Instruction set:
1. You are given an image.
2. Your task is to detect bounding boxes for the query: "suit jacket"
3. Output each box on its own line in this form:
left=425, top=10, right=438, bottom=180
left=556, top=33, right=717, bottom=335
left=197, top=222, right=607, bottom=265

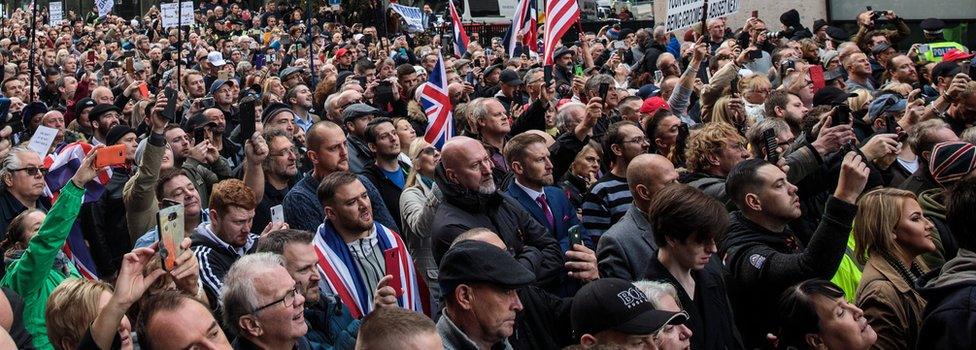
left=596, top=205, right=656, bottom=281
left=505, top=182, right=590, bottom=252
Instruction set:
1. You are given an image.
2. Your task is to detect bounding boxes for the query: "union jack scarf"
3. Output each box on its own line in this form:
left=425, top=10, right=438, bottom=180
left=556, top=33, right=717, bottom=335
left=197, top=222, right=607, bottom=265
left=312, top=220, right=426, bottom=319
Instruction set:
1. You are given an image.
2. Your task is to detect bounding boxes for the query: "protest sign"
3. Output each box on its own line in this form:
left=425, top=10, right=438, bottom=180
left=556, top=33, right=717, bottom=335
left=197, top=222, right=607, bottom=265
left=665, top=0, right=738, bottom=32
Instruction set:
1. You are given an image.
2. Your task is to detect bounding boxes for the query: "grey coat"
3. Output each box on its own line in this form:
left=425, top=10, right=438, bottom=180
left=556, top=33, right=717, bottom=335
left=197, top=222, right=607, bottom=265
left=596, top=205, right=657, bottom=281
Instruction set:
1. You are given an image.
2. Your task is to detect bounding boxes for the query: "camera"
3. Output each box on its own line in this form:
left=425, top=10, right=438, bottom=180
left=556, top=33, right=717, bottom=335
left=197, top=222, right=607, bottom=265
left=867, top=7, right=888, bottom=24
left=766, top=31, right=786, bottom=40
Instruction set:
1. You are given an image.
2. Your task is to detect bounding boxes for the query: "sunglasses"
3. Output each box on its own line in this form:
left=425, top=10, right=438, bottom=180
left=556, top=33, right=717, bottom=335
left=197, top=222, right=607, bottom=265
left=11, top=166, right=48, bottom=176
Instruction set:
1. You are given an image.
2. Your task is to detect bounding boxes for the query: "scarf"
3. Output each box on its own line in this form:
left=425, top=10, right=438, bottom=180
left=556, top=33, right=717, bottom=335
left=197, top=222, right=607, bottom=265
left=312, top=220, right=425, bottom=318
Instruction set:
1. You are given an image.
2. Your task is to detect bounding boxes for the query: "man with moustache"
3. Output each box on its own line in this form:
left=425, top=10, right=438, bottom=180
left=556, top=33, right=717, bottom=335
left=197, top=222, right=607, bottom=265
left=87, top=104, right=121, bottom=145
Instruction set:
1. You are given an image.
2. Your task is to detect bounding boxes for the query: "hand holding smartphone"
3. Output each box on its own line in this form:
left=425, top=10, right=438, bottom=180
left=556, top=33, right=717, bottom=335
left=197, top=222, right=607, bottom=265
left=383, top=249, right=404, bottom=297
left=95, top=144, right=126, bottom=168
left=157, top=202, right=185, bottom=271
left=762, top=128, right=780, bottom=164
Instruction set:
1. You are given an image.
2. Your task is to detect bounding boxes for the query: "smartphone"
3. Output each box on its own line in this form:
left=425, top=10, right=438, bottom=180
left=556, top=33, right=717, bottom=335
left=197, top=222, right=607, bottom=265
left=123, top=50, right=135, bottom=58
left=87, top=51, right=96, bottom=63
left=748, top=49, right=762, bottom=60
left=270, top=204, right=284, bottom=223
left=239, top=97, right=256, bottom=141
left=162, top=87, right=179, bottom=123
left=809, top=65, right=825, bottom=91
left=218, top=70, right=232, bottom=80
left=138, top=82, right=150, bottom=99
left=94, top=144, right=126, bottom=168
left=654, top=70, right=663, bottom=83
left=544, top=65, right=553, bottom=85
left=568, top=225, right=583, bottom=248
left=466, top=71, right=476, bottom=85
left=157, top=203, right=185, bottom=271
left=752, top=10, right=758, bottom=17
left=355, top=76, right=368, bottom=87
left=833, top=105, right=852, bottom=126
left=574, top=64, right=584, bottom=77
left=763, top=128, right=780, bottom=164
left=125, top=58, right=135, bottom=76
left=383, top=248, right=404, bottom=297
left=598, top=82, right=610, bottom=103
left=193, top=127, right=207, bottom=145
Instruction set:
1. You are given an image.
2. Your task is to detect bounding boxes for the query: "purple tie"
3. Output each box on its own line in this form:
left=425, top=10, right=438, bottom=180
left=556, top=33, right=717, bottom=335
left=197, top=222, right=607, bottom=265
left=536, top=194, right=555, bottom=228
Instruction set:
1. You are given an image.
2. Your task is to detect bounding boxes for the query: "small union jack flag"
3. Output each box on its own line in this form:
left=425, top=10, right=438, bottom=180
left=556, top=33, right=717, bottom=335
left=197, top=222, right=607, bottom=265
left=420, top=52, right=454, bottom=149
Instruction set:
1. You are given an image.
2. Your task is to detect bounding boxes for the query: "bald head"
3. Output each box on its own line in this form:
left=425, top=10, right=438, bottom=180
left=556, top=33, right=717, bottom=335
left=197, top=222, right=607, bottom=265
left=91, top=86, right=114, bottom=105
left=627, top=154, right=679, bottom=207
left=452, top=228, right=506, bottom=249
left=441, top=136, right=483, bottom=171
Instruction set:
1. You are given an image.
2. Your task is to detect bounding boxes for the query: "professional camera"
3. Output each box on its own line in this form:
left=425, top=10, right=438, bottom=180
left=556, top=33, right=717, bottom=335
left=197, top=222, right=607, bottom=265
left=867, top=7, right=888, bottom=24
left=766, top=31, right=787, bottom=40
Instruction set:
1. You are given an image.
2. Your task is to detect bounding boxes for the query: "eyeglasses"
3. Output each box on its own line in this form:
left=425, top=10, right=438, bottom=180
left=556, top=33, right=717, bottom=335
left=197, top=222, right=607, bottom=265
left=11, top=166, right=48, bottom=176
left=621, top=136, right=647, bottom=145
left=420, top=146, right=438, bottom=156
left=250, top=284, right=300, bottom=314
left=270, top=147, right=298, bottom=158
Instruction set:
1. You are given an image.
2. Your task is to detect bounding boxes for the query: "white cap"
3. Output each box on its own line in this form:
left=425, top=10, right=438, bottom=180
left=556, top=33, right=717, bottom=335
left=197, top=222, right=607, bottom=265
left=207, top=51, right=227, bottom=67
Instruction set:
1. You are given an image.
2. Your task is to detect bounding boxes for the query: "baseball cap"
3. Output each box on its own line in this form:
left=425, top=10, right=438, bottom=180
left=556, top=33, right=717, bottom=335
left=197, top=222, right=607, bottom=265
left=571, top=278, right=689, bottom=337
left=813, top=86, right=856, bottom=107
left=183, top=113, right=217, bottom=132
left=870, top=43, right=893, bottom=56
left=207, top=51, right=227, bottom=67
left=866, top=93, right=907, bottom=122
left=341, top=103, right=382, bottom=124
left=500, top=69, right=523, bottom=86
left=942, top=49, right=975, bottom=63
left=438, top=240, right=536, bottom=292
left=931, top=61, right=963, bottom=80
left=74, top=98, right=97, bottom=115
left=209, top=79, right=235, bottom=96
left=334, top=47, right=349, bottom=58
left=920, top=18, right=946, bottom=34
left=640, top=96, right=670, bottom=115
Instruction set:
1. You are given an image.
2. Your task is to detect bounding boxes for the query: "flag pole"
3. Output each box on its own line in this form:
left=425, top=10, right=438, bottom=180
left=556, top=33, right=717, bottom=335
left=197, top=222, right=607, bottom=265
left=306, top=0, right=316, bottom=88
left=28, top=0, right=38, bottom=103
left=176, top=0, right=182, bottom=90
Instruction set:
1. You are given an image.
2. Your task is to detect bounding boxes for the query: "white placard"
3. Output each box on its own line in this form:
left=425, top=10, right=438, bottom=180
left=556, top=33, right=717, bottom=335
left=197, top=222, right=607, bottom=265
left=161, top=1, right=194, bottom=28
left=49, top=2, right=63, bottom=26
left=96, top=0, right=114, bottom=17
left=665, top=0, right=738, bottom=33
left=27, top=126, right=58, bottom=157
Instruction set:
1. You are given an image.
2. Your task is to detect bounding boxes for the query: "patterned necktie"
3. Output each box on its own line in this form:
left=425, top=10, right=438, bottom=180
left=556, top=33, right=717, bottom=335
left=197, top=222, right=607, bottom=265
left=536, top=193, right=555, bottom=228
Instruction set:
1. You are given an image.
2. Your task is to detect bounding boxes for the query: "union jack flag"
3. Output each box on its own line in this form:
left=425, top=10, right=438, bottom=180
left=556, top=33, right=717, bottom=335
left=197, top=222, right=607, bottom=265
left=43, top=142, right=110, bottom=280
left=448, top=0, right=469, bottom=58
left=543, top=0, right=580, bottom=65
left=503, top=0, right=538, bottom=58
left=420, top=52, right=454, bottom=149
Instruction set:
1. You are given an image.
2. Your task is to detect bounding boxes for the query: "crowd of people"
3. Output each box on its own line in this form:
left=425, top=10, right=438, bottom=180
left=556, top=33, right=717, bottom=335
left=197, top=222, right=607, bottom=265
left=0, top=0, right=975, bottom=349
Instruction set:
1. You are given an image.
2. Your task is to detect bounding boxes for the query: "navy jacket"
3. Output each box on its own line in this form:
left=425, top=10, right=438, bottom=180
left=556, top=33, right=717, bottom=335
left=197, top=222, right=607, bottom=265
left=505, top=182, right=591, bottom=252
left=283, top=173, right=399, bottom=233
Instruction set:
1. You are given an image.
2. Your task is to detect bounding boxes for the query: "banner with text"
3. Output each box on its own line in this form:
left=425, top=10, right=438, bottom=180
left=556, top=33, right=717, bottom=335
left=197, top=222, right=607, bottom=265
left=49, top=2, right=63, bottom=26
left=161, top=1, right=194, bottom=28
left=665, top=0, right=738, bottom=33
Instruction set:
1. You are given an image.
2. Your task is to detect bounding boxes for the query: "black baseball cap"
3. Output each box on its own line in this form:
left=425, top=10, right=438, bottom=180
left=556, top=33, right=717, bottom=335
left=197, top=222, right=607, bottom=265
left=74, top=98, right=97, bottom=115
left=500, top=69, right=523, bottom=86
left=813, top=86, right=857, bottom=107
left=183, top=113, right=217, bottom=132
left=262, top=102, right=295, bottom=123
left=571, top=278, right=689, bottom=337
left=438, top=240, right=535, bottom=293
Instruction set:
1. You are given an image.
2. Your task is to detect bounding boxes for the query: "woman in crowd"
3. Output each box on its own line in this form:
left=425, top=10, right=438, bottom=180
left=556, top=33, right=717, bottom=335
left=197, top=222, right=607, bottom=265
left=776, top=279, right=877, bottom=350
left=644, top=108, right=686, bottom=167
left=399, top=139, right=442, bottom=312
left=560, top=141, right=602, bottom=211
left=853, top=188, right=935, bottom=349
left=0, top=147, right=105, bottom=349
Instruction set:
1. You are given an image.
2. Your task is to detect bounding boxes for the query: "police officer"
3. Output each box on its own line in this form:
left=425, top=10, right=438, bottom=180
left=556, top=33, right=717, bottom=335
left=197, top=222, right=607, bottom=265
left=917, top=18, right=968, bottom=63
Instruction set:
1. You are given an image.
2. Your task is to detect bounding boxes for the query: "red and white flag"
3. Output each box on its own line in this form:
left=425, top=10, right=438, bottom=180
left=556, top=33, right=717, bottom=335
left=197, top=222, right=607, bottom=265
left=543, top=0, right=581, bottom=65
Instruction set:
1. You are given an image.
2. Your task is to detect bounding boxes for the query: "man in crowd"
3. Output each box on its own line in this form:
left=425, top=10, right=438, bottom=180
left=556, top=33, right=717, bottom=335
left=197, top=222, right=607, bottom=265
left=359, top=117, right=410, bottom=230
left=0, top=147, right=50, bottom=236
left=357, top=307, right=442, bottom=350
left=431, top=136, right=565, bottom=286
left=582, top=121, right=646, bottom=238
left=137, top=291, right=233, bottom=349
left=679, top=122, right=752, bottom=207
left=572, top=278, right=690, bottom=348
left=597, top=154, right=679, bottom=280
left=221, top=253, right=310, bottom=349
left=282, top=121, right=397, bottom=232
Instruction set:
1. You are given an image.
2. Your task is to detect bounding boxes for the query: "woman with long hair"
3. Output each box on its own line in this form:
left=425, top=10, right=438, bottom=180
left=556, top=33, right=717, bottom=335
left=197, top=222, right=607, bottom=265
left=776, top=279, right=877, bottom=350
left=399, top=139, right=442, bottom=314
left=853, top=188, right=935, bottom=349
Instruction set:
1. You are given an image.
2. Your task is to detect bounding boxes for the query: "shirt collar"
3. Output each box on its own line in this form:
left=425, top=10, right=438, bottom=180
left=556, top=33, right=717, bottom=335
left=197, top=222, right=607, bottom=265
left=515, top=179, right=545, bottom=202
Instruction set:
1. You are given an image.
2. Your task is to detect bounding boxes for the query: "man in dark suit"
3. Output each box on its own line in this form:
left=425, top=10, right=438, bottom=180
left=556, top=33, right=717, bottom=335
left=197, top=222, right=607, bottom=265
left=597, top=154, right=679, bottom=281
left=503, top=133, right=597, bottom=296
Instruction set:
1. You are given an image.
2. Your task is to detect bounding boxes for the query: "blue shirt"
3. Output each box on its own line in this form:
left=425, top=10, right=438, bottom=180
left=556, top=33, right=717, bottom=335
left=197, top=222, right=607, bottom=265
left=380, top=166, right=406, bottom=189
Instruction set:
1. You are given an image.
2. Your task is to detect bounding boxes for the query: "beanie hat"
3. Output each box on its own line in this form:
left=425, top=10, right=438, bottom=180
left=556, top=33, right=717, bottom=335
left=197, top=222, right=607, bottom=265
left=930, top=141, right=976, bottom=187
left=780, top=9, right=802, bottom=28
left=105, top=124, right=136, bottom=146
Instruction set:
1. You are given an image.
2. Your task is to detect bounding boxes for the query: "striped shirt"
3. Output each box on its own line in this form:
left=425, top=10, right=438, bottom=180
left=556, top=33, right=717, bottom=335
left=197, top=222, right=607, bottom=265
left=581, top=174, right=632, bottom=238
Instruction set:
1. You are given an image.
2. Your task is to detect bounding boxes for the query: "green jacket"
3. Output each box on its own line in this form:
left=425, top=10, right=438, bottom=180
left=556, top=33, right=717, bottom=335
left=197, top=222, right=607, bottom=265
left=1, top=182, right=83, bottom=350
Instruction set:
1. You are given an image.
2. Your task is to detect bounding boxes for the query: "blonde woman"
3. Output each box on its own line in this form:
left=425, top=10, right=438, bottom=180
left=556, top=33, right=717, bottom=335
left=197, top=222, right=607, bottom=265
left=854, top=188, right=935, bottom=350
left=399, top=139, right=442, bottom=311
left=709, top=95, right=752, bottom=132
left=262, top=76, right=286, bottom=99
